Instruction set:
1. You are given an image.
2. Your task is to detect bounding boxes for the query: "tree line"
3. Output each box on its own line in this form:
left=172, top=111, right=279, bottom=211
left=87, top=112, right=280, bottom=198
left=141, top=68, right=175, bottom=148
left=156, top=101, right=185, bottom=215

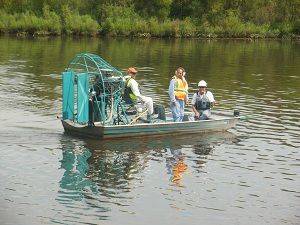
left=0, top=0, right=299, bottom=38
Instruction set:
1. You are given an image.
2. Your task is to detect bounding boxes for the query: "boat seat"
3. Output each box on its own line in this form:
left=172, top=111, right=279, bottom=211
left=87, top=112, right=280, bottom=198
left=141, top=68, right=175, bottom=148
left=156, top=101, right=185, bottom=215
left=153, top=104, right=166, bottom=121
left=183, top=114, right=189, bottom=121
left=122, top=92, right=139, bottom=115
left=88, top=99, right=102, bottom=125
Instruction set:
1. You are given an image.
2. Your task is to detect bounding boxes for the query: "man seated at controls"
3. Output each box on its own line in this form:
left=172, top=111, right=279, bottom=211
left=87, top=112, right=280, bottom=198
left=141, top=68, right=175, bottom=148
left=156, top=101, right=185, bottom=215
left=191, top=80, right=216, bottom=120
left=123, top=67, right=154, bottom=117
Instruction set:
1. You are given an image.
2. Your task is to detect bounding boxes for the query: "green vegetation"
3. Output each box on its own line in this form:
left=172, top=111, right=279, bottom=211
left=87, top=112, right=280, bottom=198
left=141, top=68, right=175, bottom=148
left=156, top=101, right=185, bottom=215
left=0, top=0, right=299, bottom=38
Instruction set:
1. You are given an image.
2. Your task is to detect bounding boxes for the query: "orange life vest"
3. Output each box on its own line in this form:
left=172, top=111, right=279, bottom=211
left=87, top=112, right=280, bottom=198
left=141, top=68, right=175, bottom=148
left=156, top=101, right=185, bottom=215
left=173, top=76, right=188, bottom=100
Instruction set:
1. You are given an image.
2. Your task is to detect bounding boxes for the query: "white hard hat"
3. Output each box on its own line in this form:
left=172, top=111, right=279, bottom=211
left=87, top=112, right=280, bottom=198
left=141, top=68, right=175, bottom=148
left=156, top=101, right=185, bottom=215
left=198, top=80, right=207, bottom=87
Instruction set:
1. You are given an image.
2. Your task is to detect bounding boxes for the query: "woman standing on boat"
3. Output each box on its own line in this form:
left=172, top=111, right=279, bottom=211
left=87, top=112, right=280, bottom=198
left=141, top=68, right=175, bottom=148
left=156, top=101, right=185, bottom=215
left=168, top=67, right=189, bottom=122
left=124, top=67, right=154, bottom=115
left=191, top=80, right=216, bottom=120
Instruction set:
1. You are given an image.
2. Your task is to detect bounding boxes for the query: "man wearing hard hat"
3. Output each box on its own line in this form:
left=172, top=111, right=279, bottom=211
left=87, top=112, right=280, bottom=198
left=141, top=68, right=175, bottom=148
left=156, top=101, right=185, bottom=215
left=123, top=67, right=154, bottom=116
left=191, top=80, right=216, bottom=120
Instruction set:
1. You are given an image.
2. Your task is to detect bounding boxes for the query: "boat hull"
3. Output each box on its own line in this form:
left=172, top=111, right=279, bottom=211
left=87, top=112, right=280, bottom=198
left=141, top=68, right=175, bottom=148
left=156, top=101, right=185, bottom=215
left=61, top=115, right=240, bottom=139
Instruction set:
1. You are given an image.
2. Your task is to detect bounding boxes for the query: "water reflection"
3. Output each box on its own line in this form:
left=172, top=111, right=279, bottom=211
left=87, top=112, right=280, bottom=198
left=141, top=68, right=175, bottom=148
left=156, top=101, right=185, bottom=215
left=57, top=131, right=238, bottom=220
left=59, top=142, right=94, bottom=197
left=166, top=148, right=188, bottom=186
left=1, top=36, right=299, bottom=224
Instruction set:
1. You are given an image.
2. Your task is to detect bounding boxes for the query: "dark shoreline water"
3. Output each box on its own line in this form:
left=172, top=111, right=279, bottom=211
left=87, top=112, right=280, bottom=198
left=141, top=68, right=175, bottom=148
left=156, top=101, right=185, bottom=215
left=0, top=36, right=299, bottom=225
left=1, top=33, right=300, bottom=40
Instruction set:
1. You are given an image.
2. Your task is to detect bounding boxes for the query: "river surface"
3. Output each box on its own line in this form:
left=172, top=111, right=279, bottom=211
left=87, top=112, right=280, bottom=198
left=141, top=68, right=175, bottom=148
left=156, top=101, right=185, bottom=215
left=0, top=36, right=299, bottom=225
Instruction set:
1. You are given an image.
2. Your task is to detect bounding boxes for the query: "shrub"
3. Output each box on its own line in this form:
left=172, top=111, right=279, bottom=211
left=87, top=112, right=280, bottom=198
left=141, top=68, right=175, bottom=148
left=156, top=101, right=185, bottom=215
left=42, top=5, right=61, bottom=34
left=218, top=10, right=245, bottom=37
left=148, top=17, right=160, bottom=36
left=161, top=20, right=175, bottom=37
left=99, top=4, right=141, bottom=36
left=180, top=18, right=196, bottom=37
left=292, top=19, right=300, bottom=34
left=61, top=5, right=99, bottom=35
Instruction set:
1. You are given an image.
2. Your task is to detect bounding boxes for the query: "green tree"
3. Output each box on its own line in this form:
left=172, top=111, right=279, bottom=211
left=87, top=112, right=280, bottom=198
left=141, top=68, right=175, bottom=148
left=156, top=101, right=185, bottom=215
left=275, top=0, right=300, bottom=23
left=134, top=0, right=172, bottom=20
left=169, top=0, right=194, bottom=19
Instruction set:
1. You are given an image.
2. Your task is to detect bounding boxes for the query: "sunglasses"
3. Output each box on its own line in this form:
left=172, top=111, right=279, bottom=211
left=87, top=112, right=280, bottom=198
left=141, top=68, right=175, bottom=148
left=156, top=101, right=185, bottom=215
left=198, top=86, right=206, bottom=88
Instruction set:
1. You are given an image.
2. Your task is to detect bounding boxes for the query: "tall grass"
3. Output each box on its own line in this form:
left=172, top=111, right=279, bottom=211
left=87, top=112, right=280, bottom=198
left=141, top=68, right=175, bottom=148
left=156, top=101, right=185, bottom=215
left=0, top=10, right=60, bottom=35
left=197, top=11, right=284, bottom=39
left=61, top=6, right=99, bottom=36
left=100, top=6, right=197, bottom=38
left=0, top=7, right=99, bottom=36
left=0, top=5, right=298, bottom=38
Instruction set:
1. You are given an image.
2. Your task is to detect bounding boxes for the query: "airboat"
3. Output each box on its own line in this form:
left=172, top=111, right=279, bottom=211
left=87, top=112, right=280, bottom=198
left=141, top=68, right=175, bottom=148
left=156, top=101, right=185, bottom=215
left=60, top=53, right=243, bottom=139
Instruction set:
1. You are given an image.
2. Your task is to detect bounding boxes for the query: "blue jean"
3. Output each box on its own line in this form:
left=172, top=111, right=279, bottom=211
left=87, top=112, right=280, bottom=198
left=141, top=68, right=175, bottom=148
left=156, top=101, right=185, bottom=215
left=170, top=99, right=185, bottom=122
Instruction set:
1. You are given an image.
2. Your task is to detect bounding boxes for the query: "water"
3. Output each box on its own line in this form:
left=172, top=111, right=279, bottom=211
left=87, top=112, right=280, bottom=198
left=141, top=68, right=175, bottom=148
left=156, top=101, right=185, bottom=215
left=0, top=36, right=299, bottom=225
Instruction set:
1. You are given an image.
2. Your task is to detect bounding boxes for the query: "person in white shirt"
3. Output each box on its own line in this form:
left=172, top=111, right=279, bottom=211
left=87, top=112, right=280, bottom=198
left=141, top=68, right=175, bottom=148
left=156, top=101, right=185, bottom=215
left=123, top=67, right=154, bottom=115
left=191, top=80, right=215, bottom=120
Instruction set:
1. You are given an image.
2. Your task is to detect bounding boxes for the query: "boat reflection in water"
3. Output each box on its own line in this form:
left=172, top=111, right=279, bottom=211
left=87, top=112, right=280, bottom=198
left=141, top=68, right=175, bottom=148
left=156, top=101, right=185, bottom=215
left=166, top=149, right=188, bottom=186
left=56, top=131, right=239, bottom=221
left=165, top=132, right=236, bottom=187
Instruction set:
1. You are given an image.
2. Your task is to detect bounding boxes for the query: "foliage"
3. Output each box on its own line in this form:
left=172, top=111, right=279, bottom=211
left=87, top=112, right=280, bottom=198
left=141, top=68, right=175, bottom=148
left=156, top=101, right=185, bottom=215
left=292, top=19, right=300, bottom=34
left=42, top=5, right=61, bottom=34
left=134, top=0, right=172, bottom=20
left=0, top=0, right=299, bottom=37
left=169, top=0, right=194, bottom=20
left=0, top=9, right=61, bottom=35
left=61, top=5, right=99, bottom=35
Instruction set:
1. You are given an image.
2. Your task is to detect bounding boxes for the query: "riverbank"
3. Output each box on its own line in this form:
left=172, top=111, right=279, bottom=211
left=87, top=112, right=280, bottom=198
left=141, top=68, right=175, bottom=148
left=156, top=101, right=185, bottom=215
left=2, top=32, right=299, bottom=40
left=2, top=28, right=300, bottom=40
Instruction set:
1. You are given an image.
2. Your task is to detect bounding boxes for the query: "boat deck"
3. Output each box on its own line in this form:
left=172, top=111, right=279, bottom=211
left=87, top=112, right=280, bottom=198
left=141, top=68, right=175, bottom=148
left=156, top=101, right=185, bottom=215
left=131, top=111, right=235, bottom=125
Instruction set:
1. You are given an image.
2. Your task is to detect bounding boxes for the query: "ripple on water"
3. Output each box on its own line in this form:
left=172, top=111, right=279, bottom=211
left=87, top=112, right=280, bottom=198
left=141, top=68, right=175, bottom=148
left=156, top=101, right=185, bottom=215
left=1, top=39, right=300, bottom=225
